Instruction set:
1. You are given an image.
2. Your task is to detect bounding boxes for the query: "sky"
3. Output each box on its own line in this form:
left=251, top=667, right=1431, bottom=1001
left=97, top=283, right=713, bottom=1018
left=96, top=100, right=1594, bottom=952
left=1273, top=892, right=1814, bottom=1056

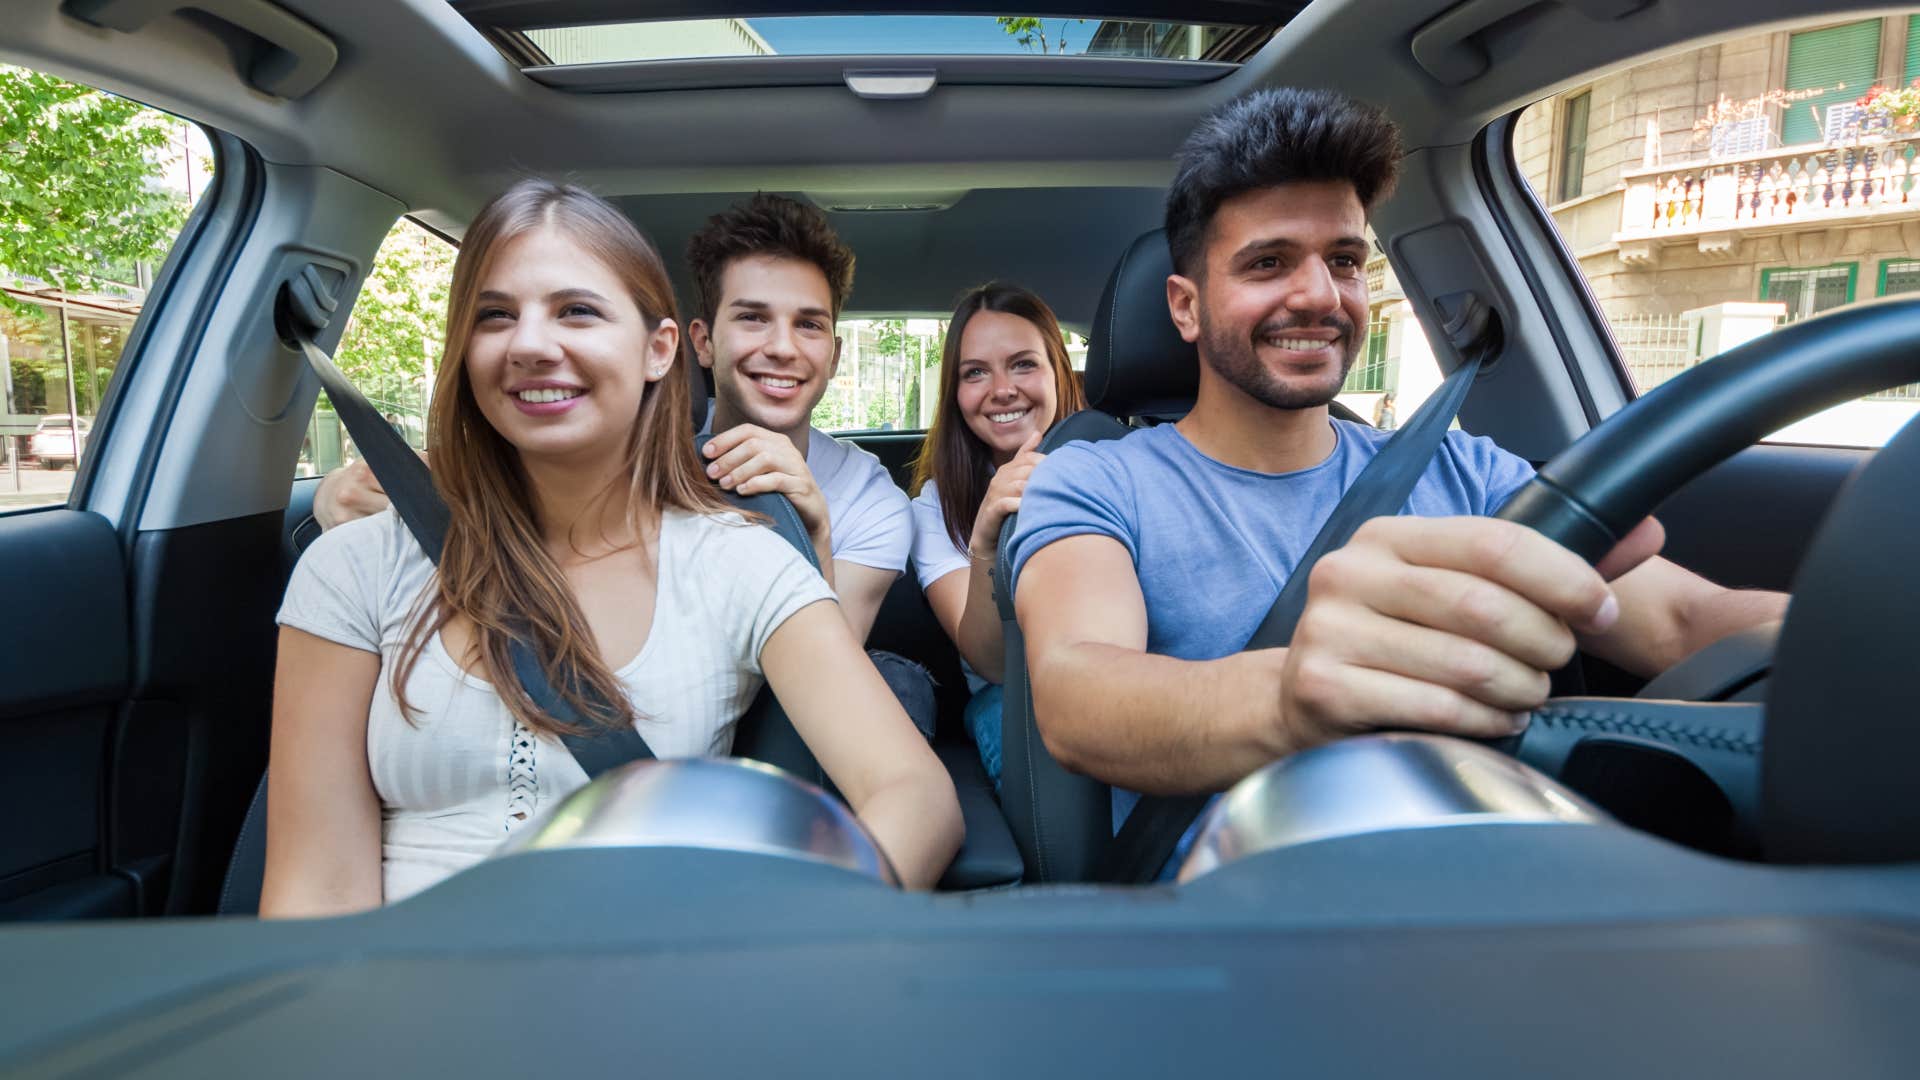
left=747, top=15, right=1096, bottom=55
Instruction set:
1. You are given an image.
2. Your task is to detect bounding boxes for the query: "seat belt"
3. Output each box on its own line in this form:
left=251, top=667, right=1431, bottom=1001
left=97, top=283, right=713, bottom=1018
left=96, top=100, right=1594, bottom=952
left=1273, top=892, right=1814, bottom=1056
left=283, top=275, right=653, bottom=777
left=1094, top=295, right=1501, bottom=883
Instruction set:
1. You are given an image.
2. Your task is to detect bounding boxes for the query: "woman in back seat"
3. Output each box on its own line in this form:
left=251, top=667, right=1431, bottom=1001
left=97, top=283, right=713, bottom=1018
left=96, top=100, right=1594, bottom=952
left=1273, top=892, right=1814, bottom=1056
left=263, top=180, right=960, bottom=916
left=909, top=283, right=1086, bottom=787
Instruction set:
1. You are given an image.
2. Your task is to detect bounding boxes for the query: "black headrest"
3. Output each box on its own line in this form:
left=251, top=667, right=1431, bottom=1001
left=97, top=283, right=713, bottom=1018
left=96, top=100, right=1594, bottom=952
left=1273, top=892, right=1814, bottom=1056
left=1083, top=229, right=1198, bottom=418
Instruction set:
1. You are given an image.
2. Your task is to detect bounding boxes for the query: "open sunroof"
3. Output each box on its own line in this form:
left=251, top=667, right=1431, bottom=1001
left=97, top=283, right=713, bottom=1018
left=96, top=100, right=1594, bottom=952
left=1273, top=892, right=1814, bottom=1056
left=453, top=1, right=1299, bottom=78
left=518, top=16, right=1269, bottom=64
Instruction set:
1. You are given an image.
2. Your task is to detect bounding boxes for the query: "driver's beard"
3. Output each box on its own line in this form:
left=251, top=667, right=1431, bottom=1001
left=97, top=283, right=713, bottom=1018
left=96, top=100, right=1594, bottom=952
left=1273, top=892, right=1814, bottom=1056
left=1198, top=307, right=1359, bottom=411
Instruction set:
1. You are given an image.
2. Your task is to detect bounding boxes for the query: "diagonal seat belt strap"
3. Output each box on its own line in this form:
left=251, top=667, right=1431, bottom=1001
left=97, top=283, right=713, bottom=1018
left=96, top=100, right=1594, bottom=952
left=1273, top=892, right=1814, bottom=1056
left=287, top=282, right=652, bottom=775
left=292, top=331, right=449, bottom=558
left=1095, top=299, right=1500, bottom=884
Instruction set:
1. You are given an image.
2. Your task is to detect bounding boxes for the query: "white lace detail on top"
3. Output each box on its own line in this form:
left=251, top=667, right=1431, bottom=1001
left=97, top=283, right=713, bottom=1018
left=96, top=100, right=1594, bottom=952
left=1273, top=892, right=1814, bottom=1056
left=505, top=721, right=538, bottom=831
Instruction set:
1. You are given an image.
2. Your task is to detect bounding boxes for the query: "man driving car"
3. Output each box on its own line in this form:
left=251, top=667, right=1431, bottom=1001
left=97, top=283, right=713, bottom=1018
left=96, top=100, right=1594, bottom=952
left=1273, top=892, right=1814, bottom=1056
left=1007, top=87, right=1789, bottom=875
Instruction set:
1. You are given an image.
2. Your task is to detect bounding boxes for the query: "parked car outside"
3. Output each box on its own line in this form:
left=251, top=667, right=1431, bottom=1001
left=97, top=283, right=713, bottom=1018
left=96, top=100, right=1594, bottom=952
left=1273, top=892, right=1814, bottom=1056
left=26, top=415, right=90, bottom=469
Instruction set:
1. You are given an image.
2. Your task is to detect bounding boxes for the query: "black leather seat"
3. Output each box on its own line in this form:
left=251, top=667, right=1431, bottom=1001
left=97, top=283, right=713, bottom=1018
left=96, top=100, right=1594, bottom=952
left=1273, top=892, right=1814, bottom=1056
left=991, top=229, right=1363, bottom=883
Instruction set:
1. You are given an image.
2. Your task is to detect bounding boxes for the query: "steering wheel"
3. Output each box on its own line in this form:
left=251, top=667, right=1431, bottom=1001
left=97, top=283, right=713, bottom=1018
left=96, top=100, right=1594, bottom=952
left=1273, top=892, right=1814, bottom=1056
left=1486, top=296, right=1920, bottom=859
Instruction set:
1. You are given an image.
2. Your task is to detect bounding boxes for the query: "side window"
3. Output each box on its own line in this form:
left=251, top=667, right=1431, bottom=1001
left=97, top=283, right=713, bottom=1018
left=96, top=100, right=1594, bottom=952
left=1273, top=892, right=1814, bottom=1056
left=1349, top=242, right=1442, bottom=432
left=297, top=220, right=457, bottom=476
left=1, top=65, right=211, bottom=512
left=1514, top=10, right=1920, bottom=447
left=809, top=317, right=1089, bottom=434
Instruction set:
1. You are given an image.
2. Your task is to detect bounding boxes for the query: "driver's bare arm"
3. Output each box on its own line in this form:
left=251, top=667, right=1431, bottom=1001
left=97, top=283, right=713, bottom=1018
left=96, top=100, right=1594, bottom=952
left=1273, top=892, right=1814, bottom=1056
left=831, top=560, right=897, bottom=644
left=1581, top=554, right=1788, bottom=677
left=259, top=627, right=384, bottom=918
left=1017, top=534, right=1295, bottom=794
left=760, top=601, right=962, bottom=888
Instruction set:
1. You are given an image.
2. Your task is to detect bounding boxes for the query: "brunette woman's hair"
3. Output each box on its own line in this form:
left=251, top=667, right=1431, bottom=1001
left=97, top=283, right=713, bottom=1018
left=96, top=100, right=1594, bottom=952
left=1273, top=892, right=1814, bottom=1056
left=909, top=282, right=1087, bottom=552
left=391, top=179, right=735, bottom=735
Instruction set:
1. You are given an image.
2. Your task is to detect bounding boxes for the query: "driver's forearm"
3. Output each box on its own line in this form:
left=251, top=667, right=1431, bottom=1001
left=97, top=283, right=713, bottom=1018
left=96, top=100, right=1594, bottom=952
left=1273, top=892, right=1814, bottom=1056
left=1673, top=587, right=1788, bottom=667
left=1030, top=642, right=1292, bottom=795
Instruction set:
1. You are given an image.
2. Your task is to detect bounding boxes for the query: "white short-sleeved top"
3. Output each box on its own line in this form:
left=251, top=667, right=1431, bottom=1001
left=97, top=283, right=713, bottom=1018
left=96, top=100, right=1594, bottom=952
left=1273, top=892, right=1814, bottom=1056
left=275, top=507, right=835, bottom=903
left=698, top=420, right=911, bottom=572
left=907, top=478, right=990, bottom=694
left=908, top=478, right=971, bottom=593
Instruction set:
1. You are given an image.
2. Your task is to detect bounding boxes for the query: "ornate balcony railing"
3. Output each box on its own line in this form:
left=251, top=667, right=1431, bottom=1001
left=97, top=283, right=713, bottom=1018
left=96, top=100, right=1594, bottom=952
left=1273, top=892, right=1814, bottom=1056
left=1619, top=131, right=1920, bottom=239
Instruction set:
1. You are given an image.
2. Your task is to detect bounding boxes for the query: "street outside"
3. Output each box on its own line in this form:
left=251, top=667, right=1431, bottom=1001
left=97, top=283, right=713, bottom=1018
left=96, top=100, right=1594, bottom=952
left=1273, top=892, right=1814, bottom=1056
left=0, top=457, right=77, bottom=510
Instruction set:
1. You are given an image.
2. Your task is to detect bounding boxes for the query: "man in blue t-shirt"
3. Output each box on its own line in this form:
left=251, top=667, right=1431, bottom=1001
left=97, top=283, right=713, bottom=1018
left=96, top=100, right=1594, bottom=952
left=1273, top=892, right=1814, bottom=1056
left=1006, top=88, right=1788, bottom=871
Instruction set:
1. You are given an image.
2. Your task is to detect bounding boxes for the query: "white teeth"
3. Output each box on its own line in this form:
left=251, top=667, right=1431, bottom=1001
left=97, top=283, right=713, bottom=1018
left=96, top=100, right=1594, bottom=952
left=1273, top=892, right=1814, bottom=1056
left=755, top=375, right=798, bottom=389
left=988, top=410, right=1029, bottom=424
left=1267, top=337, right=1334, bottom=352
left=516, top=387, right=583, bottom=403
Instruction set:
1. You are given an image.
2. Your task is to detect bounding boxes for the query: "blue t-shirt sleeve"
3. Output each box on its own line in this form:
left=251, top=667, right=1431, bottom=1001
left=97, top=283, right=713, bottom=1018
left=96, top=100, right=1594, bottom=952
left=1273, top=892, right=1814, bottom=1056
left=1436, top=429, right=1538, bottom=516
left=1006, top=443, right=1137, bottom=589
left=1479, top=442, right=1537, bottom=515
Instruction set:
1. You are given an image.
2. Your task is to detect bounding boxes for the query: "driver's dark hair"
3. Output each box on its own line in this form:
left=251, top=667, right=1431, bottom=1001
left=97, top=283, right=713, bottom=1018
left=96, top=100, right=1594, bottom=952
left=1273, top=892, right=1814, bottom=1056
left=687, top=192, right=856, bottom=323
left=1164, top=87, right=1402, bottom=277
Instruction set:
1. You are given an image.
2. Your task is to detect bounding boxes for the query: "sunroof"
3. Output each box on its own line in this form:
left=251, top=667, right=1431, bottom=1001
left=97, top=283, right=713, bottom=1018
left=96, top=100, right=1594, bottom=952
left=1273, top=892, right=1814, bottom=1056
left=514, top=16, right=1274, bottom=65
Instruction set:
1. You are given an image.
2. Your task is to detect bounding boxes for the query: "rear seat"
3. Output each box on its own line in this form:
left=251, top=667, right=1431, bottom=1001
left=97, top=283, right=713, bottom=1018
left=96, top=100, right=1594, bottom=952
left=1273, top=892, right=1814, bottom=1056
left=868, top=567, right=1026, bottom=888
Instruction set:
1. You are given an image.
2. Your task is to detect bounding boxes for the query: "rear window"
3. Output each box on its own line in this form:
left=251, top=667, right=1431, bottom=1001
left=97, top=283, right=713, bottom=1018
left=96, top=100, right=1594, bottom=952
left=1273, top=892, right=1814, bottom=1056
left=811, top=317, right=1089, bottom=434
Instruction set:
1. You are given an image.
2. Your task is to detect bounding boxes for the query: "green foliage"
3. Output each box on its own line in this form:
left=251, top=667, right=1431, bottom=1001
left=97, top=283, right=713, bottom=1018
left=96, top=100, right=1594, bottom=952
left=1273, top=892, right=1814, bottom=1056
left=995, top=16, right=1086, bottom=54
left=332, top=219, right=457, bottom=412
left=0, top=66, right=188, bottom=308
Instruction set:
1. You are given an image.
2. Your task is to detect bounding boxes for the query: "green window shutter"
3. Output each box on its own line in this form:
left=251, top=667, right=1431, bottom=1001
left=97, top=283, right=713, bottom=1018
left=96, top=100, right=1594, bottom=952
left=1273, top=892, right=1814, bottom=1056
left=1783, top=20, right=1883, bottom=145
left=1906, top=15, right=1920, bottom=83
left=1884, top=260, right=1920, bottom=297
left=1558, top=92, right=1590, bottom=202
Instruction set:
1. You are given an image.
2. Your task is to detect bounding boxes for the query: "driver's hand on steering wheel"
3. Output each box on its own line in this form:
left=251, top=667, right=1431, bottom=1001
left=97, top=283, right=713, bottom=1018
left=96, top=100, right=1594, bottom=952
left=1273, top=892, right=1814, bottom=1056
left=1278, top=514, right=1662, bottom=749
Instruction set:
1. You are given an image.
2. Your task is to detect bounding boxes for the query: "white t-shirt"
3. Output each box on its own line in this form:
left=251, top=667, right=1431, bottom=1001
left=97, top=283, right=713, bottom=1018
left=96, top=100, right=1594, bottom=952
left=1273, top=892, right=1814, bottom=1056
left=275, top=507, right=835, bottom=903
left=908, top=478, right=972, bottom=593
left=908, top=478, right=990, bottom=694
left=699, top=419, right=911, bottom=572
left=806, top=427, right=911, bottom=572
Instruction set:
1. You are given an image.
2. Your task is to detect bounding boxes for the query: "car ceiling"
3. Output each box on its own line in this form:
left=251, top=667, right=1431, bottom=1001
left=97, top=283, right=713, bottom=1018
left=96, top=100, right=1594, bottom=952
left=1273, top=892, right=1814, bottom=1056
left=0, top=0, right=1893, bottom=325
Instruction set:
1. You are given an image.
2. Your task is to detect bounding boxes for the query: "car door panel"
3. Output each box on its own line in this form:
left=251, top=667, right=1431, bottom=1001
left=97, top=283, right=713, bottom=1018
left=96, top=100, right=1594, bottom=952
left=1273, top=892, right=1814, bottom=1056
left=1653, top=443, right=1863, bottom=593
left=0, top=510, right=133, bottom=918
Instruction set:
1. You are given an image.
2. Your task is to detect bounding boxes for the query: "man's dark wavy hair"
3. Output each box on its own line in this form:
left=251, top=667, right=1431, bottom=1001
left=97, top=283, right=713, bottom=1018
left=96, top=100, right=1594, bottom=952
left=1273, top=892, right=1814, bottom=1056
left=687, top=192, right=856, bottom=323
left=1164, top=87, right=1403, bottom=277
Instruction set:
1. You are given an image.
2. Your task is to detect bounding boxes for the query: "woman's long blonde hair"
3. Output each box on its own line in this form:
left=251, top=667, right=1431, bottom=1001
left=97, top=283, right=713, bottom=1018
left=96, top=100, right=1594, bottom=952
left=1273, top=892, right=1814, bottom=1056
left=392, top=179, right=734, bottom=735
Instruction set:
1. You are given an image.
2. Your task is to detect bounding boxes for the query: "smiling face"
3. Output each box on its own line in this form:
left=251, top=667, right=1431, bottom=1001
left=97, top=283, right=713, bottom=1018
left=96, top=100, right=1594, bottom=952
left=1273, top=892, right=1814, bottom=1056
left=954, top=309, right=1060, bottom=463
left=692, top=254, right=839, bottom=440
left=1179, top=180, right=1370, bottom=411
left=463, top=225, right=676, bottom=470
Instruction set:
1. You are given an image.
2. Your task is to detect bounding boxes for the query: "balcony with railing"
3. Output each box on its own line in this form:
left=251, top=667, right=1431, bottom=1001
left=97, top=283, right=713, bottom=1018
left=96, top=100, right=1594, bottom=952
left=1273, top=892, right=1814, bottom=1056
left=1617, top=128, right=1920, bottom=251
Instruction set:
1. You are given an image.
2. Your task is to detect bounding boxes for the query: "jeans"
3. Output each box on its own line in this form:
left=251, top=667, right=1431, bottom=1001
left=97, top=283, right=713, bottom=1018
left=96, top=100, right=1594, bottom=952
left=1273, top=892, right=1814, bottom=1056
left=963, top=684, right=1005, bottom=791
left=868, top=649, right=937, bottom=742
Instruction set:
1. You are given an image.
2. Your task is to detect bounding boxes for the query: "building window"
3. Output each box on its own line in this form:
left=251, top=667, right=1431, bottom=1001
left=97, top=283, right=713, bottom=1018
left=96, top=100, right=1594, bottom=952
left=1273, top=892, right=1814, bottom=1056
left=1782, top=20, right=1882, bottom=145
left=1760, top=264, right=1856, bottom=321
left=1907, top=14, right=1920, bottom=84
left=1881, top=259, right=1920, bottom=297
left=1557, top=91, right=1590, bottom=202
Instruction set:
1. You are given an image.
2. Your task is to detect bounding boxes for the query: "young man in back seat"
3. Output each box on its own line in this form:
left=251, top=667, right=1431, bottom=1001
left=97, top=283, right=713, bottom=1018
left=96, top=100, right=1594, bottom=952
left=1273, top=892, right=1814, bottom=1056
left=314, top=192, right=934, bottom=735
left=1007, top=87, right=1788, bottom=877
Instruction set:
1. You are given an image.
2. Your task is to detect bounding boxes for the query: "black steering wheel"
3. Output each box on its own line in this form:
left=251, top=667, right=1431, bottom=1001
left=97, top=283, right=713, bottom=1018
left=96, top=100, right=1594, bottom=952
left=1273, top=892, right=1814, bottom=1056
left=1485, top=296, right=1920, bottom=860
